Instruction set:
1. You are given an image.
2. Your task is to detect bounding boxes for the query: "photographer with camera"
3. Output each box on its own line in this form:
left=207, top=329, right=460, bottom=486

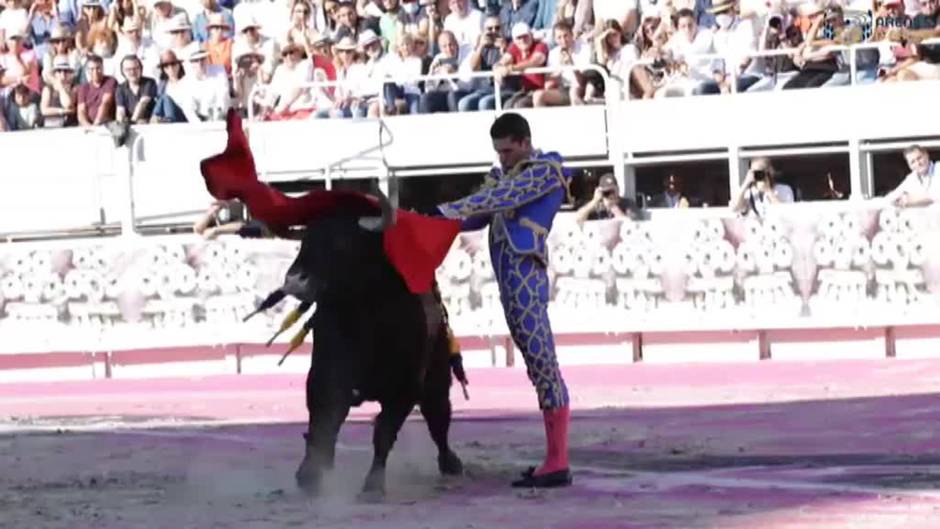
left=731, top=157, right=794, bottom=217
left=575, top=173, right=638, bottom=225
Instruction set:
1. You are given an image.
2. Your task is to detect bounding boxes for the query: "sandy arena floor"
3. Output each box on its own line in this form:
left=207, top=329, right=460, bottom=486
left=3, top=360, right=940, bottom=528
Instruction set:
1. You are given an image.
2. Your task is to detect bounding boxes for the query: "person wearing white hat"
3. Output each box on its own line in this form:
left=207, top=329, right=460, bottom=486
left=40, top=56, right=79, bottom=127
left=231, top=42, right=265, bottom=115
left=497, top=0, right=539, bottom=41
left=314, top=34, right=371, bottom=118
left=233, top=13, right=277, bottom=82
left=692, top=0, right=762, bottom=94
left=174, top=45, right=231, bottom=121
left=113, top=17, right=161, bottom=79
left=40, top=25, right=84, bottom=86
left=193, top=0, right=235, bottom=43
left=149, top=0, right=187, bottom=49
left=204, top=12, right=234, bottom=75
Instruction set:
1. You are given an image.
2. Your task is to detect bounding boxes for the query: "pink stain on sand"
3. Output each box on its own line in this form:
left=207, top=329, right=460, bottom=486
left=3, top=359, right=940, bottom=528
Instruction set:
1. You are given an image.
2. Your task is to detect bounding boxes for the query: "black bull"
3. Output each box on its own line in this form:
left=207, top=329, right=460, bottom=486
left=277, top=191, right=463, bottom=499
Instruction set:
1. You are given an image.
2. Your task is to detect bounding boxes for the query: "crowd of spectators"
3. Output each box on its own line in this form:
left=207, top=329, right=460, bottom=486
left=0, top=0, right=938, bottom=130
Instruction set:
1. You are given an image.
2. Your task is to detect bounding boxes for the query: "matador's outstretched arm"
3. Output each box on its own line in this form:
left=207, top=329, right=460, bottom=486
left=436, top=153, right=569, bottom=220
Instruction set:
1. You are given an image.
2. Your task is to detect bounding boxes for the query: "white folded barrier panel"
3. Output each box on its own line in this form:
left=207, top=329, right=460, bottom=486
left=1, top=207, right=938, bottom=365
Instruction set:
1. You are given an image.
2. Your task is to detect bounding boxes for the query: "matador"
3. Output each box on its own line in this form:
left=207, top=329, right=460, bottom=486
left=434, top=113, right=573, bottom=489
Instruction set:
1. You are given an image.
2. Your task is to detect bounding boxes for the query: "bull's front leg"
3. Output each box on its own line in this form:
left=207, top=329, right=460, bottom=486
left=359, top=399, right=414, bottom=502
left=296, top=366, right=350, bottom=494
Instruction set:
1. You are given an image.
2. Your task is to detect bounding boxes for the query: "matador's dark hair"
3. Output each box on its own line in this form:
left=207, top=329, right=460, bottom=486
left=490, top=112, right=531, bottom=143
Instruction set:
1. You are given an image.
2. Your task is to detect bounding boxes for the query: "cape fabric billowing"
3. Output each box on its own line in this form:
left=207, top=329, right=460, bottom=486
left=199, top=109, right=461, bottom=294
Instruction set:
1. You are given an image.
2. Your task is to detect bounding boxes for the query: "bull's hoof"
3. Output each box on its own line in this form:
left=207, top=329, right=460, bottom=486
left=438, top=450, right=463, bottom=476
left=356, top=487, right=386, bottom=504
left=358, top=470, right=386, bottom=503
left=294, top=461, right=322, bottom=495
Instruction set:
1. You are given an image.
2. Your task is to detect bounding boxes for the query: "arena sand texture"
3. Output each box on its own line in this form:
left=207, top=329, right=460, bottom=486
left=3, top=359, right=940, bottom=528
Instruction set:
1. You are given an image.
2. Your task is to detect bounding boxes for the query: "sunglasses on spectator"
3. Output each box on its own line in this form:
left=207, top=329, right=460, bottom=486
left=485, top=25, right=501, bottom=31
left=160, top=60, right=181, bottom=67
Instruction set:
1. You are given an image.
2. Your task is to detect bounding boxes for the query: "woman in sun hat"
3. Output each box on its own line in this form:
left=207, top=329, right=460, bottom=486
left=40, top=56, right=79, bottom=127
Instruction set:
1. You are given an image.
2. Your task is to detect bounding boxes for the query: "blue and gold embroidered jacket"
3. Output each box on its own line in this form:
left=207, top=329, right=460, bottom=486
left=436, top=150, right=571, bottom=263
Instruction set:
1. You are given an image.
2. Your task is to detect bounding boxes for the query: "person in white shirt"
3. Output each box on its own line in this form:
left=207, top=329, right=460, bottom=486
left=885, top=145, right=940, bottom=208
left=232, top=13, right=278, bottom=83
left=258, top=41, right=319, bottom=119
left=532, top=20, right=590, bottom=106
left=731, top=156, right=795, bottom=218
left=658, top=8, right=714, bottom=97
left=694, top=0, right=761, bottom=94
left=381, top=32, right=425, bottom=114
left=113, top=18, right=161, bottom=79
left=314, top=34, right=371, bottom=118
left=147, top=0, right=187, bottom=50
left=418, top=29, right=469, bottom=112
left=443, top=0, right=482, bottom=47
left=177, top=47, right=231, bottom=121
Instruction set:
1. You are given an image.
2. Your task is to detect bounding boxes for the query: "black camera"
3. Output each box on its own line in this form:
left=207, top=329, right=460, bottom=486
left=602, top=188, right=615, bottom=197
left=768, top=15, right=782, bottom=30
left=752, top=170, right=767, bottom=181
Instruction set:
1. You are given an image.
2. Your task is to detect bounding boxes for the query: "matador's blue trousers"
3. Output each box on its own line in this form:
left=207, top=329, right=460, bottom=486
left=490, top=237, right=569, bottom=410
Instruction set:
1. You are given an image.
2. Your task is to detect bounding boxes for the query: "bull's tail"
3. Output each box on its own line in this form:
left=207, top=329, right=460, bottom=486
left=446, top=326, right=470, bottom=400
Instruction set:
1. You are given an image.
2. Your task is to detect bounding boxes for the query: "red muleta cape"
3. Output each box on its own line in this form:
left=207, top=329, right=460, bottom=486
left=199, top=109, right=461, bottom=294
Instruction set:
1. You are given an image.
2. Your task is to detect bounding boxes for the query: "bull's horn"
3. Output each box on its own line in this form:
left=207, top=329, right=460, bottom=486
left=358, top=188, right=396, bottom=232
left=243, top=289, right=287, bottom=322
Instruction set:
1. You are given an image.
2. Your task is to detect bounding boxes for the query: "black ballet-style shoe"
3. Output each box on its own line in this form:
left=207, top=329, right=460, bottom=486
left=511, top=468, right=573, bottom=488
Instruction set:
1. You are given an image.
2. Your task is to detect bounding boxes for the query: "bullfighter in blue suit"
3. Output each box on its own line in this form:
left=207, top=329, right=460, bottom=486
left=435, top=113, right=573, bottom=488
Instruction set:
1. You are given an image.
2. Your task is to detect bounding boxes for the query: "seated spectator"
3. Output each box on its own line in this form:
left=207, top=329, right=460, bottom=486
left=443, top=0, right=482, bottom=48
left=205, top=13, right=234, bottom=76
left=418, top=30, right=469, bottom=113
left=0, top=0, right=29, bottom=45
left=1, top=28, right=41, bottom=95
left=28, top=0, right=61, bottom=59
left=355, top=29, right=387, bottom=116
left=658, top=9, right=713, bottom=97
left=454, top=14, right=504, bottom=111
left=884, top=145, right=938, bottom=207
left=231, top=43, right=266, bottom=117
left=77, top=53, right=117, bottom=126
left=694, top=0, right=760, bottom=94
left=649, top=174, right=691, bottom=208
left=147, top=0, right=186, bottom=50
left=731, top=157, right=795, bottom=217
left=883, top=0, right=940, bottom=82
left=332, top=0, right=380, bottom=41
left=575, top=172, right=638, bottom=224
left=75, top=0, right=113, bottom=57
left=782, top=3, right=841, bottom=90
left=314, top=34, right=370, bottom=117
left=41, top=25, right=83, bottom=86
left=167, top=14, right=200, bottom=74
left=487, top=21, right=548, bottom=109
left=382, top=32, right=425, bottom=114
left=3, top=82, right=41, bottom=130
left=258, top=42, right=317, bottom=120
left=499, top=0, right=539, bottom=42
left=150, top=49, right=188, bottom=122
left=113, top=18, right=160, bottom=79
left=284, top=0, right=318, bottom=56
left=532, top=20, right=590, bottom=106
left=399, top=0, right=433, bottom=39
left=115, top=54, right=157, bottom=123
left=575, top=0, right=640, bottom=36
left=746, top=12, right=802, bottom=91
left=591, top=19, right=638, bottom=100
left=193, top=0, right=236, bottom=43
left=177, top=47, right=231, bottom=121
left=40, top=56, right=79, bottom=127
left=379, top=0, right=407, bottom=52
left=105, top=0, right=145, bottom=35
left=233, top=13, right=278, bottom=84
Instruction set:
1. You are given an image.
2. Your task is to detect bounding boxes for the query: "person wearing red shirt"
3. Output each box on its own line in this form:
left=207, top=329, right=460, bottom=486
left=480, top=21, right=547, bottom=110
